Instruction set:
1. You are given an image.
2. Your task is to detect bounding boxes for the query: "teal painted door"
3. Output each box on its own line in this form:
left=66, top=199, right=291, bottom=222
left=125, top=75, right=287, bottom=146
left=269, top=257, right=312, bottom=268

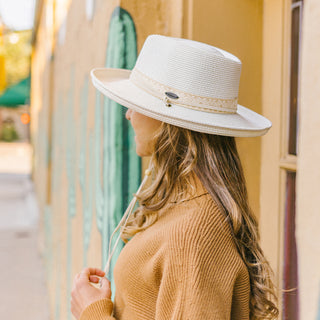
left=96, top=7, right=140, bottom=296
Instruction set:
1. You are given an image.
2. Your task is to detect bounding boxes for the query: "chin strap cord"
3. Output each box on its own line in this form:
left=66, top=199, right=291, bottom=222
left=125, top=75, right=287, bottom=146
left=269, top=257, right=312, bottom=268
left=99, top=161, right=153, bottom=287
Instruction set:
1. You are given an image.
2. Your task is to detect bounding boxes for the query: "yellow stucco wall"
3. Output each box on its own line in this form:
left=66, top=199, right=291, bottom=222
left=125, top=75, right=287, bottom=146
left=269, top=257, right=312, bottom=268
left=121, top=0, right=183, bottom=49
left=297, top=0, right=320, bottom=318
left=189, top=0, right=263, bottom=218
left=260, top=0, right=287, bottom=284
left=31, top=0, right=54, bottom=256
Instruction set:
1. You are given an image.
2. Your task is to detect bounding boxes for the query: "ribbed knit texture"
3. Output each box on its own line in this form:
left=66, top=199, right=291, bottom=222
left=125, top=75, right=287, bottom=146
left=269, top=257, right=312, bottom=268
left=80, top=298, right=114, bottom=320
left=80, top=180, right=250, bottom=320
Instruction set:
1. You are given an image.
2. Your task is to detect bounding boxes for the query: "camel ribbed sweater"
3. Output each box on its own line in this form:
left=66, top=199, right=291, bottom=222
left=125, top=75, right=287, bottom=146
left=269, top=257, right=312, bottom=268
left=80, top=192, right=250, bottom=320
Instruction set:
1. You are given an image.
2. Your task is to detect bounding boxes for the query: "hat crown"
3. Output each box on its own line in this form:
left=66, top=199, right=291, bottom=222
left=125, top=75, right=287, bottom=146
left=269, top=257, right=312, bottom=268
left=132, top=35, right=242, bottom=100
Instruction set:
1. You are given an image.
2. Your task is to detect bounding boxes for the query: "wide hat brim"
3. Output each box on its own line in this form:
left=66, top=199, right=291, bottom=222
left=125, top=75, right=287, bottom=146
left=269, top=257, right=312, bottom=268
left=91, top=68, right=272, bottom=137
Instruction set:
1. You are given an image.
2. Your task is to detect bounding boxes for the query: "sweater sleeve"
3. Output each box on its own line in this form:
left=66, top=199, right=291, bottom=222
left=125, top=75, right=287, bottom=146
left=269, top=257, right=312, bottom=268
left=155, top=209, right=247, bottom=320
left=79, top=298, right=116, bottom=320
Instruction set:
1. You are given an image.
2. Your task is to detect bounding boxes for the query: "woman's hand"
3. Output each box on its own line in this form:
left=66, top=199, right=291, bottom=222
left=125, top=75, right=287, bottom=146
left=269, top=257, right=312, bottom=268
left=71, top=267, right=112, bottom=319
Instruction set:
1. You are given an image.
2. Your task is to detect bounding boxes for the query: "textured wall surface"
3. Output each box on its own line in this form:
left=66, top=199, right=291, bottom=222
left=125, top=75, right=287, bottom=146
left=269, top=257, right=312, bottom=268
left=32, top=0, right=184, bottom=319
left=297, top=0, right=320, bottom=319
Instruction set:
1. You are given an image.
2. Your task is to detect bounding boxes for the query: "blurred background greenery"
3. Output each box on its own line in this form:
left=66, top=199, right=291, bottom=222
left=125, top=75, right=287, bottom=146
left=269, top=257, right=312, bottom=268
left=0, top=27, right=32, bottom=90
left=0, top=20, right=32, bottom=142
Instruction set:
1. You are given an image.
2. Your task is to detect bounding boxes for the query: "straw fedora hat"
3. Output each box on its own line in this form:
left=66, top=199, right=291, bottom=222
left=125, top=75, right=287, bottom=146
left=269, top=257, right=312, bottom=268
left=91, top=34, right=271, bottom=137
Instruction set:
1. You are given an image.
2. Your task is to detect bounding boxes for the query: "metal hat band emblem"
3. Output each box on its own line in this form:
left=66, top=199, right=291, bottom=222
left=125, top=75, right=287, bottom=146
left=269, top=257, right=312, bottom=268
left=165, top=92, right=179, bottom=99
left=164, top=92, right=179, bottom=107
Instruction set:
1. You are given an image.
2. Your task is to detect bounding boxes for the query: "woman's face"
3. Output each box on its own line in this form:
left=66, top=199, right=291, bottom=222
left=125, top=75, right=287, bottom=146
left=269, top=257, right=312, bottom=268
left=125, top=109, right=162, bottom=157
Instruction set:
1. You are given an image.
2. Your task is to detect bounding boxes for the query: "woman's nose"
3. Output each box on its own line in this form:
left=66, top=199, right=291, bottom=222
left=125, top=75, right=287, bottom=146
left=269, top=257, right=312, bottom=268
left=125, top=109, right=132, bottom=120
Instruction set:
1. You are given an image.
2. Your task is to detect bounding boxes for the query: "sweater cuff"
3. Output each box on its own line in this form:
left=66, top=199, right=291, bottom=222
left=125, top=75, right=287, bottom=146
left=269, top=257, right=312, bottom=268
left=80, top=299, right=114, bottom=320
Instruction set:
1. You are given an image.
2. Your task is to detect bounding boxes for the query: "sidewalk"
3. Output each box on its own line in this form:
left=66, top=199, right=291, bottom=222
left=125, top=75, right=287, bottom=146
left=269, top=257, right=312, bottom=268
left=0, top=142, right=50, bottom=319
left=0, top=142, right=32, bottom=174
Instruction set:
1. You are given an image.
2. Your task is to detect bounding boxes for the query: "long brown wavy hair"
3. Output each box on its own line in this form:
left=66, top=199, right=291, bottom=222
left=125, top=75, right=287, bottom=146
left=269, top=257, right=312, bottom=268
left=122, top=122, right=279, bottom=319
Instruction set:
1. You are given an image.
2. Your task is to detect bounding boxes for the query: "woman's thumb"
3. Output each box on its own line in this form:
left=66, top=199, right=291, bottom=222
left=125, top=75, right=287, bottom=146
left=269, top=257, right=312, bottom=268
left=100, top=277, right=112, bottom=297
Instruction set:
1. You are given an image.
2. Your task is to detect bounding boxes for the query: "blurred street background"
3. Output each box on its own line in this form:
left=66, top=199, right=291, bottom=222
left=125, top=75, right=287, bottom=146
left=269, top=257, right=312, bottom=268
left=0, top=0, right=50, bottom=318
left=0, top=143, right=49, bottom=319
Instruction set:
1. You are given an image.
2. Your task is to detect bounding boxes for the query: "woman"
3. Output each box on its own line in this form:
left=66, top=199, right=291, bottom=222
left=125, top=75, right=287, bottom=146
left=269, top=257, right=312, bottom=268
left=71, top=35, right=279, bottom=319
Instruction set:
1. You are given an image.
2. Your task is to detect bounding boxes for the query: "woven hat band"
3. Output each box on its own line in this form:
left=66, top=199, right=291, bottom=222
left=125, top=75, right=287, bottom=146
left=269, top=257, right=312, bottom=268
left=130, top=68, right=238, bottom=114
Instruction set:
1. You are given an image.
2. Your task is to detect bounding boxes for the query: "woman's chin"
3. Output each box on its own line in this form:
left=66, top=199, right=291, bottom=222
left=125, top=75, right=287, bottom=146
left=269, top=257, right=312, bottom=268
left=135, top=145, right=152, bottom=157
left=136, top=148, right=148, bottom=157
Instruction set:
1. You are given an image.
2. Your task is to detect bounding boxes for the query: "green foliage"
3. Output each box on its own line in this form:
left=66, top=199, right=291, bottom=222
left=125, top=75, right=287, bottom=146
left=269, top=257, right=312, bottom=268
left=0, top=122, right=19, bottom=142
left=0, top=30, right=32, bottom=88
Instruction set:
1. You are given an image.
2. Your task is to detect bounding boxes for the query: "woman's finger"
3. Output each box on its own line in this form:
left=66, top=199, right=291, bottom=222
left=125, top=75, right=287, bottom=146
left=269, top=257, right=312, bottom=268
left=79, top=267, right=105, bottom=279
left=89, top=275, right=100, bottom=283
left=100, top=277, right=112, bottom=299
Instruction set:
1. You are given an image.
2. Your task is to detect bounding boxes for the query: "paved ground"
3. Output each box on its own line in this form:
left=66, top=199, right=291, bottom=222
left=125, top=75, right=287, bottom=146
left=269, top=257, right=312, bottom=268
left=0, top=142, right=32, bottom=174
left=0, top=143, right=50, bottom=319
